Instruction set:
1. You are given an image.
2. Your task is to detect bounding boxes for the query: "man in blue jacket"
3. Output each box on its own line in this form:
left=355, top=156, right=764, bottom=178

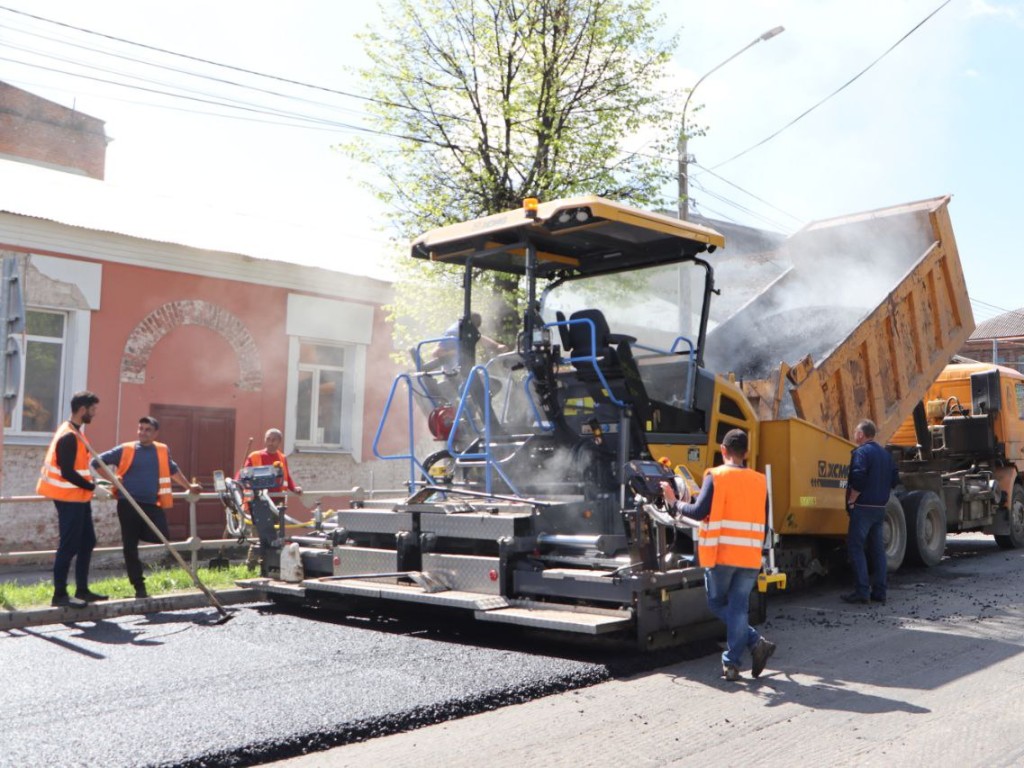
left=842, top=419, right=900, bottom=605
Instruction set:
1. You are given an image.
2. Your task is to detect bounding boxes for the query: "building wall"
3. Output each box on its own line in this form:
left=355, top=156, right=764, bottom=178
left=0, top=237, right=410, bottom=552
left=960, top=338, right=1024, bottom=373
left=0, top=82, right=107, bottom=180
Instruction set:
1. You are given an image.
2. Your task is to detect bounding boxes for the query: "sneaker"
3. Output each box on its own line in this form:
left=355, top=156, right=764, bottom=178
left=51, top=593, right=87, bottom=609
left=722, top=664, right=740, bottom=682
left=840, top=592, right=870, bottom=605
left=751, top=637, right=776, bottom=679
left=74, top=589, right=109, bottom=603
left=870, top=595, right=887, bottom=605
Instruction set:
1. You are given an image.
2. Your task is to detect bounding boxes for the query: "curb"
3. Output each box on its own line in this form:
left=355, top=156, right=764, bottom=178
left=0, top=588, right=260, bottom=631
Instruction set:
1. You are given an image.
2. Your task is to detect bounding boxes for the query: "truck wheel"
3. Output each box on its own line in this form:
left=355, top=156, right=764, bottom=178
left=883, top=495, right=907, bottom=572
left=900, top=490, right=947, bottom=567
left=995, top=486, right=1024, bottom=550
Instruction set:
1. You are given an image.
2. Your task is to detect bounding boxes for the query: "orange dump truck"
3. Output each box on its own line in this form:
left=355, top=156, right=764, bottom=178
left=663, top=196, right=1022, bottom=578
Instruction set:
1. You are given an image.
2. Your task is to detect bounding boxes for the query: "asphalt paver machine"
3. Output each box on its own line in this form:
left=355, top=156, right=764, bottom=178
left=238, top=197, right=775, bottom=649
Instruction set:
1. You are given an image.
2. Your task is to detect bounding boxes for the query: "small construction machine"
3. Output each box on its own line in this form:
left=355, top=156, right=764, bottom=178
left=239, top=197, right=770, bottom=649
left=237, top=194, right=1023, bottom=647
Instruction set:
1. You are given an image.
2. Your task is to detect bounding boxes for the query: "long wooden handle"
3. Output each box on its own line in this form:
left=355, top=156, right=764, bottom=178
left=86, top=440, right=228, bottom=616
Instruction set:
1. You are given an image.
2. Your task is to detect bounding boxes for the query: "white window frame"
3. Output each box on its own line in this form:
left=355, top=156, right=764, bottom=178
left=284, top=294, right=372, bottom=461
left=292, top=339, right=358, bottom=451
left=5, top=255, right=99, bottom=444
left=8, top=308, right=68, bottom=435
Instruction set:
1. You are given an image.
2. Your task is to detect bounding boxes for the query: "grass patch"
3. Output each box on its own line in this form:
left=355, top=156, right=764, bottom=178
left=0, top=563, right=258, bottom=610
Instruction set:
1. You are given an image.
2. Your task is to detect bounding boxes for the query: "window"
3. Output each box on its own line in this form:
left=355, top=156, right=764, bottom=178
left=6, top=309, right=67, bottom=433
left=285, top=294, right=371, bottom=458
left=295, top=342, right=350, bottom=448
left=1016, top=382, right=1024, bottom=421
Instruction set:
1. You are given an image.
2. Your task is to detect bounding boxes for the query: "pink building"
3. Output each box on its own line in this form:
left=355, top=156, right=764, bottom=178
left=0, top=84, right=406, bottom=549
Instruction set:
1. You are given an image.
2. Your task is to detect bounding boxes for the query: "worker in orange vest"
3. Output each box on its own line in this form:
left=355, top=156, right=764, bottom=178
left=93, top=416, right=201, bottom=599
left=241, top=428, right=302, bottom=495
left=662, top=428, right=777, bottom=681
left=36, top=390, right=105, bottom=608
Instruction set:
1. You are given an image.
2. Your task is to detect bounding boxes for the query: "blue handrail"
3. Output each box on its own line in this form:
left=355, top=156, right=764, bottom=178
left=520, top=370, right=554, bottom=431
left=446, top=365, right=521, bottom=497
left=372, top=372, right=429, bottom=493
left=633, top=335, right=697, bottom=410
left=546, top=317, right=626, bottom=406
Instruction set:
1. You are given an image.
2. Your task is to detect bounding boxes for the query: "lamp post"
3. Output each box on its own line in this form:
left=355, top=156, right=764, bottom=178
left=674, top=26, right=783, bottom=342
left=677, top=26, right=784, bottom=222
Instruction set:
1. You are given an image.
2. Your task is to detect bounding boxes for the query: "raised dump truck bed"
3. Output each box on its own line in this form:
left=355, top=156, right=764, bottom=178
left=707, top=196, right=973, bottom=446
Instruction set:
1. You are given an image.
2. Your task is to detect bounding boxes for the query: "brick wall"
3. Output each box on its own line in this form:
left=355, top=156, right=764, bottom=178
left=0, top=82, right=108, bottom=179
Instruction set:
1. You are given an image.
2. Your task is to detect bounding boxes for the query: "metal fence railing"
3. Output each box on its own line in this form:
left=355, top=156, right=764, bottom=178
left=0, top=487, right=401, bottom=574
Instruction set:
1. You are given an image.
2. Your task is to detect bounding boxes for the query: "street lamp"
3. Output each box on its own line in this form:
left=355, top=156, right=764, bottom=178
left=677, top=26, right=784, bottom=222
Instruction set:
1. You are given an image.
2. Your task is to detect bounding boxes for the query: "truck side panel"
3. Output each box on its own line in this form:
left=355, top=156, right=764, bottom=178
left=786, top=199, right=973, bottom=445
left=758, top=417, right=853, bottom=537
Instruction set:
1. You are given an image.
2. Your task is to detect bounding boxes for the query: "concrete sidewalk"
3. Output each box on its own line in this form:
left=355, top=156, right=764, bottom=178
left=0, top=587, right=258, bottom=630
left=0, top=547, right=258, bottom=630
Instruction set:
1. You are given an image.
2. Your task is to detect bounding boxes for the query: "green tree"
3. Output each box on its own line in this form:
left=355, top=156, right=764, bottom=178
left=351, top=0, right=679, bottom=353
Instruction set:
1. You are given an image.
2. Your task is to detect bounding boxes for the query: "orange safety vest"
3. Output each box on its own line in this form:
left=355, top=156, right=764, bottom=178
left=246, top=450, right=291, bottom=492
left=116, top=442, right=174, bottom=508
left=697, top=464, right=767, bottom=569
left=36, top=422, right=94, bottom=502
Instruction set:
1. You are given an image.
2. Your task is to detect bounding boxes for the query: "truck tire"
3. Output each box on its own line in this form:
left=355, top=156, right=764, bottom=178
left=883, top=495, right=907, bottom=572
left=900, top=490, right=947, bottom=567
left=995, top=485, right=1024, bottom=550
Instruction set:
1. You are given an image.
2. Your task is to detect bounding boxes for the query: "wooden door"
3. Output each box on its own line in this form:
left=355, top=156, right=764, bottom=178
left=151, top=404, right=236, bottom=540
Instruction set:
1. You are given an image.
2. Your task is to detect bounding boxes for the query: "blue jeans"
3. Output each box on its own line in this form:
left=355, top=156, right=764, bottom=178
left=847, top=504, right=887, bottom=600
left=704, top=565, right=761, bottom=668
left=53, top=500, right=96, bottom=593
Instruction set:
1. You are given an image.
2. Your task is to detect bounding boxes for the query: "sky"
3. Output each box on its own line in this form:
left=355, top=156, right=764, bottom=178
left=0, top=0, right=1021, bottom=322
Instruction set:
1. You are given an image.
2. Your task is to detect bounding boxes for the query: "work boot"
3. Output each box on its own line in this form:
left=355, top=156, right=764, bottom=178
left=134, top=587, right=149, bottom=600
left=722, top=664, right=740, bottom=682
left=52, top=592, right=87, bottom=609
left=74, top=589, right=109, bottom=603
left=751, top=637, right=776, bottom=679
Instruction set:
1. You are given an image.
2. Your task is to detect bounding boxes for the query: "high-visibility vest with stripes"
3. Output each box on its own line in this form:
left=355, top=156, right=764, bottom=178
left=36, top=422, right=94, bottom=502
left=697, top=464, right=767, bottom=569
left=246, top=450, right=291, bottom=492
left=116, top=442, right=174, bottom=508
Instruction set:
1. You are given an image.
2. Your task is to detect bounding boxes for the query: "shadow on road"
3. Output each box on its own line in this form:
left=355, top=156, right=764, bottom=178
left=748, top=673, right=931, bottom=714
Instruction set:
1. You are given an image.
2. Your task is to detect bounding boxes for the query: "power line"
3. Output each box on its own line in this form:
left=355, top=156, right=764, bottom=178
left=1, top=26, right=377, bottom=122
left=2, top=74, right=386, bottom=135
left=711, top=0, right=954, bottom=170
left=970, top=298, right=1024, bottom=323
left=0, top=4, right=453, bottom=119
left=622, top=145, right=802, bottom=231
left=690, top=161, right=804, bottom=225
left=688, top=178, right=793, bottom=233
left=0, top=54, right=395, bottom=135
left=687, top=199, right=742, bottom=226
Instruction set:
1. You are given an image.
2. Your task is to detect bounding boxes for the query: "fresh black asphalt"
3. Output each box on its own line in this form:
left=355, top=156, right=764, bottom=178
left=1, top=600, right=707, bottom=767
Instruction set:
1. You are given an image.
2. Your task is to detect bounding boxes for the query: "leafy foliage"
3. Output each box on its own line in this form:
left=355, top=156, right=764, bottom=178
left=348, top=0, right=680, bottom=352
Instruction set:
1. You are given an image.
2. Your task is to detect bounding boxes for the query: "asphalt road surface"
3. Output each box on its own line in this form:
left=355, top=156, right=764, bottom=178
left=4, top=534, right=1023, bottom=767
left=271, top=534, right=1024, bottom=768
left=1, top=596, right=691, bottom=767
